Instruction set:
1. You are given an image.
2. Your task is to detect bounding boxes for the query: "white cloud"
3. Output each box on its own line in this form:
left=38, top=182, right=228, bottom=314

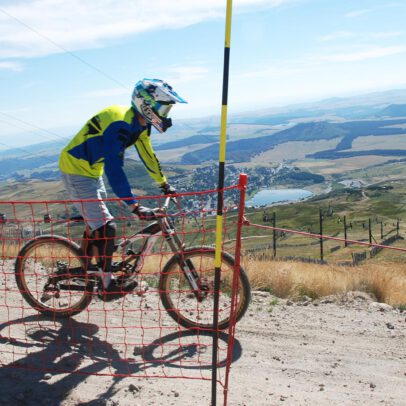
left=84, top=88, right=129, bottom=98
left=345, top=9, right=372, bottom=18
left=345, top=3, right=402, bottom=19
left=321, top=30, right=405, bottom=43
left=370, top=31, right=404, bottom=39
left=81, top=65, right=210, bottom=100
left=318, top=45, right=406, bottom=63
left=0, top=60, right=23, bottom=71
left=166, top=66, right=210, bottom=84
left=320, top=31, right=356, bottom=42
left=232, top=43, right=406, bottom=89
left=228, top=55, right=406, bottom=113
left=0, top=0, right=292, bottom=59
left=234, top=64, right=303, bottom=80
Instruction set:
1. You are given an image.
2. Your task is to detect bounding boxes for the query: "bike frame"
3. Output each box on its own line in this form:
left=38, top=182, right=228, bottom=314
left=47, top=197, right=201, bottom=295
left=113, top=208, right=200, bottom=292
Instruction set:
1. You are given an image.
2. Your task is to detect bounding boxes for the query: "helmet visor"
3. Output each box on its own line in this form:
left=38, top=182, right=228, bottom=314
left=156, top=103, right=173, bottom=117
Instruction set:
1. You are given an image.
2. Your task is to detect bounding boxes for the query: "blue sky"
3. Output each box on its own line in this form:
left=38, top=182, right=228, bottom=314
left=1, top=0, right=406, bottom=148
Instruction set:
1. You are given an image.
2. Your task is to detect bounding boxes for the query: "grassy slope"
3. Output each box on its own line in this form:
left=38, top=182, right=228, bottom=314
left=1, top=161, right=405, bottom=305
left=244, top=258, right=406, bottom=306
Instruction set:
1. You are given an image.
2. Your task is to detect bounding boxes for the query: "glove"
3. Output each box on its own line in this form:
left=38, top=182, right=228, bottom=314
left=160, top=183, right=177, bottom=195
left=132, top=205, right=156, bottom=220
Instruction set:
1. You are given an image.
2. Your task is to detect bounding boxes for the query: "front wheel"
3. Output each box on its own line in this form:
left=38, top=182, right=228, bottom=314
left=15, top=235, right=94, bottom=318
left=159, top=246, right=251, bottom=330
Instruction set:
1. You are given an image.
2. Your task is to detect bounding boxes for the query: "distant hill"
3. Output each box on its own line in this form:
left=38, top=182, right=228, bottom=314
left=2, top=88, right=406, bottom=178
left=379, top=104, right=406, bottom=117
left=182, top=118, right=406, bottom=164
left=155, top=134, right=225, bottom=151
left=0, top=138, right=67, bottom=181
left=0, top=138, right=65, bottom=158
left=181, top=121, right=347, bottom=164
left=0, top=154, right=59, bottom=180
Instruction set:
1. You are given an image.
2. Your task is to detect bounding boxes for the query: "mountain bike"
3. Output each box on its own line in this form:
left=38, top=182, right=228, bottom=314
left=15, top=197, right=251, bottom=330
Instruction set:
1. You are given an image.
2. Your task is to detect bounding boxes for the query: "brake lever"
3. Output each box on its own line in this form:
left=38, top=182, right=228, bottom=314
left=161, top=195, right=178, bottom=211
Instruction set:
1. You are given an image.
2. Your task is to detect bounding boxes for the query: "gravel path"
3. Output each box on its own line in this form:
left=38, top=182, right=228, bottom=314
left=0, top=259, right=405, bottom=406
left=227, top=291, right=405, bottom=406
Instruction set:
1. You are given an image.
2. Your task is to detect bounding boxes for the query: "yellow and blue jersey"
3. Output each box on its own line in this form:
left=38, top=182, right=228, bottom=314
left=59, top=105, right=166, bottom=204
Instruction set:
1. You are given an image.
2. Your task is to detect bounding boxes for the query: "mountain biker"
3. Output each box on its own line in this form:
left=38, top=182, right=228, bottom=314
left=58, top=78, right=186, bottom=297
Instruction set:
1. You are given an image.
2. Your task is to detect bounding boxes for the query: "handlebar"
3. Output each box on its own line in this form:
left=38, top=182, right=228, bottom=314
left=162, top=195, right=178, bottom=210
left=152, top=195, right=178, bottom=217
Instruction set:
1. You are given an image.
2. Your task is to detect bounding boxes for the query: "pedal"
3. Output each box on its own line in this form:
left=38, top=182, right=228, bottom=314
left=114, top=273, right=131, bottom=284
left=56, top=261, right=68, bottom=272
left=96, top=279, right=138, bottom=302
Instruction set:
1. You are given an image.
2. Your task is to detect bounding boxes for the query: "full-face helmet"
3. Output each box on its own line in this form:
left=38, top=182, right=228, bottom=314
left=131, top=79, right=187, bottom=133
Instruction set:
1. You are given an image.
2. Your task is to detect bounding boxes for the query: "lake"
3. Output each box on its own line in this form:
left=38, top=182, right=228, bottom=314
left=246, top=188, right=313, bottom=207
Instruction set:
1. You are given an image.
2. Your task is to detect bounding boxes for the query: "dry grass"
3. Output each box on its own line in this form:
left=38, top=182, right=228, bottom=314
left=244, top=257, right=406, bottom=306
left=1, top=243, right=21, bottom=259
left=3, top=240, right=405, bottom=307
left=140, top=253, right=406, bottom=307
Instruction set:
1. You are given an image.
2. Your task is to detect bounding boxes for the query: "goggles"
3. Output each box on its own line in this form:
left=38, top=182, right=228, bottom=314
left=155, top=102, right=173, bottom=118
left=139, top=101, right=173, bottom=133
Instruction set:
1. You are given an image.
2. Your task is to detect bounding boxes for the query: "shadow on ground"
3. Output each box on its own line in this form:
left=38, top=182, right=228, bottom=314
left=0, top=315, right=242, bottom=405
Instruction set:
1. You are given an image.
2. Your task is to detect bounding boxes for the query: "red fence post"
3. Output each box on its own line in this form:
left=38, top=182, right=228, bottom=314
left=319, top=208, right=324, bottom=261
left=272, top=212, right=276, bottom=258
left=223, top=173, right=248, bottom=405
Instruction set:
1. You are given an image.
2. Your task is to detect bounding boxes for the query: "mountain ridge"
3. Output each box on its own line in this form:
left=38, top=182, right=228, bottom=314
left=1, top=88, right=406, bottom=179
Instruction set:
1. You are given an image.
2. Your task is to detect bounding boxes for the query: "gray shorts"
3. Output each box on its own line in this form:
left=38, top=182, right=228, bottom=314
left=61, top=172, right=114, bottom=231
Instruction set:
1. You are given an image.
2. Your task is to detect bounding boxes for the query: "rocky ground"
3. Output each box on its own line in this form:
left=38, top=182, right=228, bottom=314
left=0, top=268, right=405, bottom=406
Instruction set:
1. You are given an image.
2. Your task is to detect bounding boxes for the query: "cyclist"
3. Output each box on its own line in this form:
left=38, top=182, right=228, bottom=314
left=59, top=78, right=186, bottom=297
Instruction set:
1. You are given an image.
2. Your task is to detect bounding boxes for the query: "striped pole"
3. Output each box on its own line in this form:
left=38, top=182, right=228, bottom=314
left=212, top=0, right=233, bottom=404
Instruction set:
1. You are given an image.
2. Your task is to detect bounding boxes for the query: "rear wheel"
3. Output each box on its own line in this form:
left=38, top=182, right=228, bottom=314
left=15, top=236, right=93, bottom=317
left=159, top=246, right=251, bottom=330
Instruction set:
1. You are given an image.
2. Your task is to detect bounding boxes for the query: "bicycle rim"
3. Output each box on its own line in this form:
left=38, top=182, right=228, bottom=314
left=160, top=247, right=250, bottom=330
left=15, top=237, right=92, bottom=317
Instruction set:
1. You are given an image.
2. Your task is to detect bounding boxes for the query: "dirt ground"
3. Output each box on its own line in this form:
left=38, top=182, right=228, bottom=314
left=0, top=262, right=405, bottom=406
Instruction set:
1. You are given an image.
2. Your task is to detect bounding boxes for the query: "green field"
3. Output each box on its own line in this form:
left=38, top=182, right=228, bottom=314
left=239, top=180, right=406, bottom=264
left=2, top=130, right=406, bottom=267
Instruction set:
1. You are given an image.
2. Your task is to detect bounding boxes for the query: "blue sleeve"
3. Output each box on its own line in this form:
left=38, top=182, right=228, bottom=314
left=103, top=124, right=137, bottom=205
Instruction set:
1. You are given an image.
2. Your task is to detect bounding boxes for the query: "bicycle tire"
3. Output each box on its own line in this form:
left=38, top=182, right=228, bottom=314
left=15, top=235, right=94, bottom=318
left=159, top=246, right=251, bottom=330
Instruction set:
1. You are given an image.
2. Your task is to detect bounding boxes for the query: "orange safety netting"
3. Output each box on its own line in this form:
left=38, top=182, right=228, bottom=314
left=0, top=180, right=250, bottom=406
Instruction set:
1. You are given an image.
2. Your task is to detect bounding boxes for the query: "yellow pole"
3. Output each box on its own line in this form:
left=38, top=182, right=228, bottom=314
left=212, top=1, right=233, bottom=405
left=215, top=1, right=233, bottom=267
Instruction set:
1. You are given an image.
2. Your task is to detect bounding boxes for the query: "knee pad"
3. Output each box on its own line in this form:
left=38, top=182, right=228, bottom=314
left=92, top=221, right=117, bottom=271
left=93, top=221, right=117, bottom=239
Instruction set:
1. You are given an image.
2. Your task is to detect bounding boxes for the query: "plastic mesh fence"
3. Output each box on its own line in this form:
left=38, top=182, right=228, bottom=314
left=0, top=184, right=248, bottom=404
